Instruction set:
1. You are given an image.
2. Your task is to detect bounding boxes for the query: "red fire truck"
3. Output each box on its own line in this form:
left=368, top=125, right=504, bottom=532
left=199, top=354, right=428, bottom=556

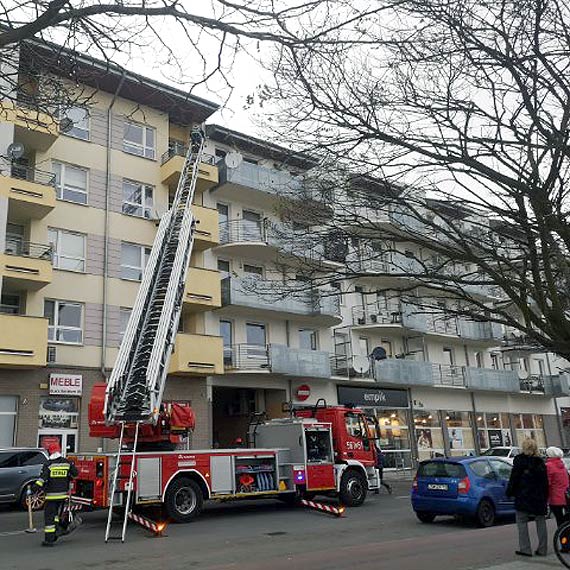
left=69, top=394, right=380, bottom=524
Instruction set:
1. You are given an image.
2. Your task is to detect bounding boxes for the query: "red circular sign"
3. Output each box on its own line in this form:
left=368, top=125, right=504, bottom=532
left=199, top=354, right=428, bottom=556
left=295, top=384, right=311, bottom=402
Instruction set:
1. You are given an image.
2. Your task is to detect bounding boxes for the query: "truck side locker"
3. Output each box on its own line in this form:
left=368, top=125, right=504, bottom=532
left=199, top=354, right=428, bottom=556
left=210, top=455, right=234, bottom=495
left=137, top=457, right=162, bottom=501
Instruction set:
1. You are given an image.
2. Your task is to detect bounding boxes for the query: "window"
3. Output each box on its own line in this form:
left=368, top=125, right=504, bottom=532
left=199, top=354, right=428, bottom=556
left=489, top=459, right=512, bottom=481
left=0, top=452, right=18, bottom=468
left=413, top=410, right=445, bottom=462
left=48, top=228, right=86, bottom=272
left=469, top=460, right=494, bottom=478
left=0, top=397, right=17, bottom=447
left=44, top=300, right=83, bottom=344
left=417, top=461, right=466, bottom=479
left=215, top=148, right=227, bottom=162
left=121, top=243, right=151, bottom=281
left=0, top=294, right=20, bottom=315
left=52, top=162, right=88, bottom=204
left=445, top=411, right=475, bottom=456
left=119, top=308, right=132, bottom=342
left=306, top=429, right=333, bottom=463
left=123, top=121, right=155, bottom=159
left=18, top=452, right=47, bottom=466
left=217, top=259, right=230, bottom=279
left=243, top=156, right=258, bottom=165
left=243, top=264, right=263, bottom=277
left=220, top=320, right=233, bottom=365
left=299, top=329, right=318, bottom=351
left=60, top=106, right=89, bottom=140
left=122, top=179, right=153, bottom=218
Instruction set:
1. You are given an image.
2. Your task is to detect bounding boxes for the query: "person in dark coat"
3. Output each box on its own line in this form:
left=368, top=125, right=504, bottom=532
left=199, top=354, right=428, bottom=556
left=506, top=438, right=549, bottom=557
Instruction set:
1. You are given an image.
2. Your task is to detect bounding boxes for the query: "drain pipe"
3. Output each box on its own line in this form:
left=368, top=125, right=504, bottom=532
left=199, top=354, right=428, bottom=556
left=101, top=71, right=127, bottom=382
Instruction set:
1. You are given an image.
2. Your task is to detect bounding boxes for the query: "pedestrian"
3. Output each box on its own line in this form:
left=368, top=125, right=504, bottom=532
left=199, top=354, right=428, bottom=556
left=506, top=438, right=549, bottom=558
left=34, top=441, right=79, bottom=547
left=546, top=446, right=569, bottom=527
left=374, top=443, right=392, bottom=495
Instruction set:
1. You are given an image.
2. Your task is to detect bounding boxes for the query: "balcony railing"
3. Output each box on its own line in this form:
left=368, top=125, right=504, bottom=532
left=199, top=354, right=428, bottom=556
left=4, top=240, right=52, bottom=260
left=224, top=343, right=331, bottom=378
left=221, top=277, right=341, bottom=320
left=161, top=143, right=216, bottom=165
left=431, top=364, right=465, bottom=387
left=0, top=159, right=56, bottom=187
left=219, top=219, right=268, bottom=244
left=519, top=375, right=546, bottom=393
left=464, top=367, right=520, bottom=392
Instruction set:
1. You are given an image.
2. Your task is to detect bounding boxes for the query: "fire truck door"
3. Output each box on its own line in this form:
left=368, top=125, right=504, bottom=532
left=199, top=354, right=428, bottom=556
left=137, top=457, right=161, bottom=500
left=304, top=428, right=335, bottom=490
left=210, top=455, right=234, bottom=494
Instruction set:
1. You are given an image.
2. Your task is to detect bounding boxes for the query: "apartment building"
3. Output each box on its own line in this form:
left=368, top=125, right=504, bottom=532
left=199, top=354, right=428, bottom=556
left=0, top=43, right=567, bottom=463
left=0, top=44, right=222, bottom=452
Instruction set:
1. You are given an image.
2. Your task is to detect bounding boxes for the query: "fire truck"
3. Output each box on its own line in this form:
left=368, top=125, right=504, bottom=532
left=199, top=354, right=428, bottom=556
left=71, top=396, right=380, bottom=525
left=65, top=128, right=380, bottom=541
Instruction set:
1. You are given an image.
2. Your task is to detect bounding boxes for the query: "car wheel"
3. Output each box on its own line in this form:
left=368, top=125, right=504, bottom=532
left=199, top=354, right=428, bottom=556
left=416, top=512, right=436, bottom=523
left=476, top=499, right=495, bottom=527
left=20, top=488, right=45, bottom=511
left=164, top=478, right=203, bottom=523
left=339, top=469, right=367, bottom=507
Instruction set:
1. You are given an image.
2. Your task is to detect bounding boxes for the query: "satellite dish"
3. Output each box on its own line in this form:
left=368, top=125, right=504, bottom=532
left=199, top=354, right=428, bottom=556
left=352, top=356, right=370, bottom=375
left=59, top=117, right=74, bottom=133
left=370, top=346, right=387, bottom=361
left=6, top=142, right=25, bottom=160
left=225, top=152, right=243, bottom=169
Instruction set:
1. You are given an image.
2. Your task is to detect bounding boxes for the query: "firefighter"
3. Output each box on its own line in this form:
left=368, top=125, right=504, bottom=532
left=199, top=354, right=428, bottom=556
left=34, top=441, right=78, bottom=547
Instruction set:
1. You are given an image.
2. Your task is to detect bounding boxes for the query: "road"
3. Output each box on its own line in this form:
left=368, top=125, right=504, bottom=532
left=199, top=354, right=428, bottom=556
left=0, top=482, right=564, bottom=570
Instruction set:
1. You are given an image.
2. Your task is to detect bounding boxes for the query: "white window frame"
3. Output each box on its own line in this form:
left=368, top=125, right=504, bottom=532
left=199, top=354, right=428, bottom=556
left=48, top=228, right=86, bottom=272
left=60, top=106, right=90, bottom=141
left=121, top=242, right=151, bottom=281
left=123, top=121, right=156, bottom=159
left=52, top=161, right=88, bottom=205
left=122, top=179, right=154, bottom=219
left=119, top=307, right=132, bottom=342
left=44, top=300, right=83, bottom=345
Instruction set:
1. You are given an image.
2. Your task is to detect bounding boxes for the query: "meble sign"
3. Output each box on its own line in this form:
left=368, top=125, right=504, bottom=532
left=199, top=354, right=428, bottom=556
left=49, top=374, right=82, bottom=396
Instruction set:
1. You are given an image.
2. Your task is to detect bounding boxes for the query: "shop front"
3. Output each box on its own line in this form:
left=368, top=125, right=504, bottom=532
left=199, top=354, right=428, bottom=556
left=337, top=385, right=412, bottom=470
left=37, top=373, right=83, bottom=454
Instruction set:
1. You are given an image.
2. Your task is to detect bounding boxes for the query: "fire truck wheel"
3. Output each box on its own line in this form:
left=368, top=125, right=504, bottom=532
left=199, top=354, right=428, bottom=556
left=164, top=478, right=203, bottom=523
left=339, top=469, right=367, bottom=507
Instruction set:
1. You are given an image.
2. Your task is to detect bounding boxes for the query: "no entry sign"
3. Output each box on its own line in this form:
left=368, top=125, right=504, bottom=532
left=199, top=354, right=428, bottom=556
left=295, top=384, right=311, bottom=402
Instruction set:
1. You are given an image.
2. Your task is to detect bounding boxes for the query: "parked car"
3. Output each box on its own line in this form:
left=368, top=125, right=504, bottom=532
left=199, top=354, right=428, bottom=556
left=411, top=456, right=514, bottom=527
left=480, top=446, right=521, bottom=464
left=0, top=448, right=48, bottom=510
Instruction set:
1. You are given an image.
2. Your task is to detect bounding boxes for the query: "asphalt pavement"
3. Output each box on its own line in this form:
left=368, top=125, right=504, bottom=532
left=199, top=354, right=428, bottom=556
left=0, top=482, right=566, bottom=570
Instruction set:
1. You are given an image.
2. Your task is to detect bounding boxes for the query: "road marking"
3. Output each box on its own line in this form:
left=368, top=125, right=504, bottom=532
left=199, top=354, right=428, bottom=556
left=0, top=530, right=28, bottom=537
left=395, top=496, right=410, bottom=499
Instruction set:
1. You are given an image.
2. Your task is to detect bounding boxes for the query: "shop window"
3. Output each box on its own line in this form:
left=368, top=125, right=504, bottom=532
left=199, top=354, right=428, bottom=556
left=513, top=413, right=546, bottom=447
left=123, top=121, right=155, bottom=159
left=476, top=412, right=513, bottom=450
left=373, top=409, right=411, bottom=468
left=0, top=396, right=17, bottom=447
left=444, top=411, right=475, bottom=456
left=38, top=397, right=79, bottom=429
left=413, top=410, right=444, bottom=461
left=122, top=179, right=154, bottom=219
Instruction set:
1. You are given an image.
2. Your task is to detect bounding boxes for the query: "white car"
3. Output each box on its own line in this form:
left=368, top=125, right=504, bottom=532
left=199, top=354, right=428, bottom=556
left=480, top=446, right=521, bottom=464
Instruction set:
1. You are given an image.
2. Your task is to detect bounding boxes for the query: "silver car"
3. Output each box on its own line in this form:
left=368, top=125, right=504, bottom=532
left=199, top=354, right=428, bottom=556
left=0, top=448, right=48, bottom=510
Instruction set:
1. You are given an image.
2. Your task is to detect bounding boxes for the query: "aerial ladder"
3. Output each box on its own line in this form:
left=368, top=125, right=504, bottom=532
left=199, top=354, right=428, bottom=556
left=103, top=127, right=205, bottom=542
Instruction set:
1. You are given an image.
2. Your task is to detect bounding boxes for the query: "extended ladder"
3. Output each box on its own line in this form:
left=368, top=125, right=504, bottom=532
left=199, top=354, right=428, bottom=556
left=104, top=423, right=140, bottom=542
left=103, top=129, right=205, bottom=542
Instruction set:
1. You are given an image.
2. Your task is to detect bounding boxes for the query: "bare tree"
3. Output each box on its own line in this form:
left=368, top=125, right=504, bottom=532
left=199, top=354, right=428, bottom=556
left=259, top=0, right=570, bottom=361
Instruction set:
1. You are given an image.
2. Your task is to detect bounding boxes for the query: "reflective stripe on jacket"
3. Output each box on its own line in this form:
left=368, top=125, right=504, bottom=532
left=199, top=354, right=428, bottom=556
left=35, top=456, right=78, bottom=500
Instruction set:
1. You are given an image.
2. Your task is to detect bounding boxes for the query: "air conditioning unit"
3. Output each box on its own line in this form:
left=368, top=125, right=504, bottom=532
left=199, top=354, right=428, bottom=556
left=47, top=346, right=56, bottom=363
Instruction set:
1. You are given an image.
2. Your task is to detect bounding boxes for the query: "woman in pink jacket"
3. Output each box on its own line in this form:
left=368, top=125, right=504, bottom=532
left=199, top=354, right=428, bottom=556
left=546, top=446, right=569, bottom=527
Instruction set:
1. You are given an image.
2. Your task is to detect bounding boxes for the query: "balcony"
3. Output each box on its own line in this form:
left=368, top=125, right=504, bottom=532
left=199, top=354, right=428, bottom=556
left=169, top=333, right=224, bottom=375
left=0, top=100, right=58, bottom=150
left=220, top=277, right=342, bottom=326
left=545, top=374, right=570, bottom=397
left=464, top=367, right=520, bottom=392
left=457, top=320, right=502, bottom=343
left=217, top=219, right=336, bottom=265
left=0, top=161, right=56, bottom=219
left=0, top=314, right=48, bottom=367
left=160, top=145, right=218, bottom=191
left=183, top=267, right=221, bottom=312
left=1, top=241, right=52, bottom=289
left=224, top=344, right=331, bottom=378
left=192, top=205, right=219, bottom=250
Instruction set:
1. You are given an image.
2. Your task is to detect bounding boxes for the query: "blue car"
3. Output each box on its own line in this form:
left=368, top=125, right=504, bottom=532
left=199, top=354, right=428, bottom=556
left=411, top=456, right=515, bottom=527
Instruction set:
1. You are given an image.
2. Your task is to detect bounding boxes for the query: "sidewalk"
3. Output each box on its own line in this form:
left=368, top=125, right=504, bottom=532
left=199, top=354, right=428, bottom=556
left=483, top=556, right=562, bottom=569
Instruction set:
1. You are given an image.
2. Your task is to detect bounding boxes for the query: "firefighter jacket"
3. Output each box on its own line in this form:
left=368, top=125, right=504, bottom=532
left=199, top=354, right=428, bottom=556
left=35, top=455, right=78, bottom=501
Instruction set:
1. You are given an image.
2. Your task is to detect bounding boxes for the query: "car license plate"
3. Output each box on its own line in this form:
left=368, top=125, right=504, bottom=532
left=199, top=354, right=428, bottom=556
left=428, top=484, right=448, bottom=491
